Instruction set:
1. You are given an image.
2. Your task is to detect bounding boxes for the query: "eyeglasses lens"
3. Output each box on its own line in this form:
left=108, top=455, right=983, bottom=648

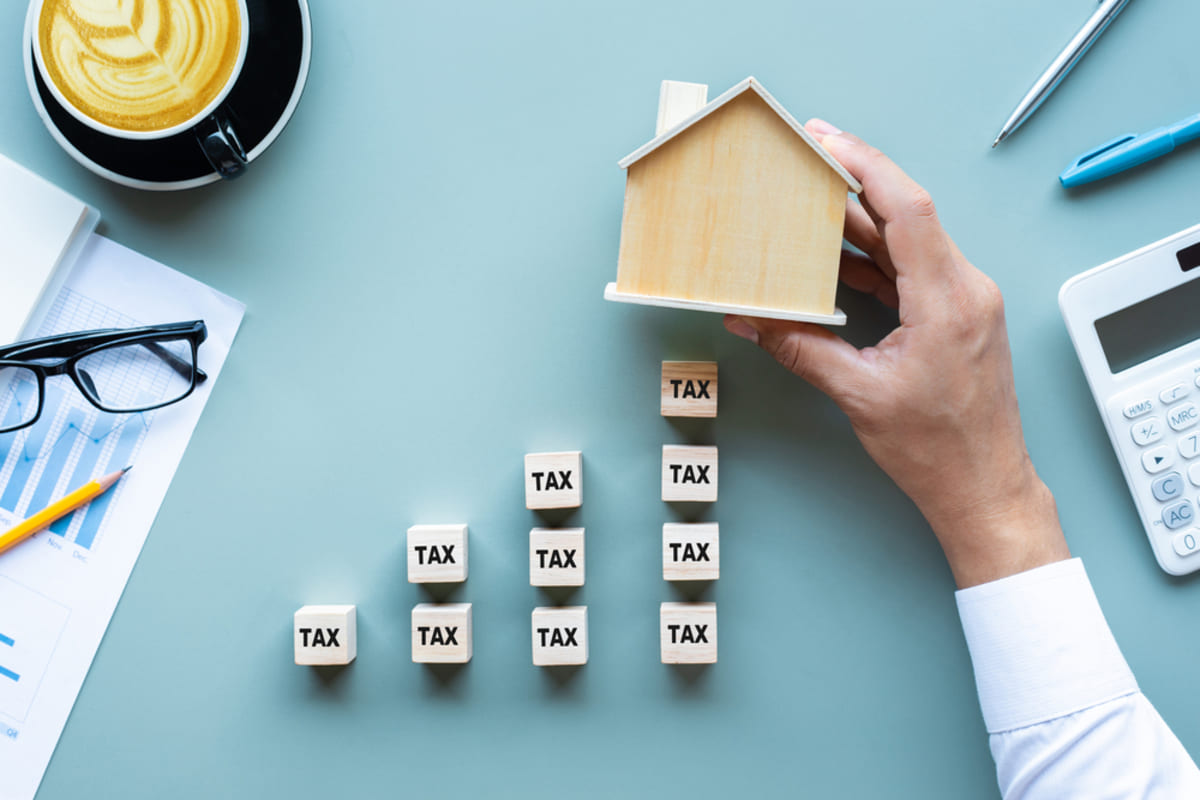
left=0, top=366, right=40, bottom=433
left=74, top=339, right=196, bottom=412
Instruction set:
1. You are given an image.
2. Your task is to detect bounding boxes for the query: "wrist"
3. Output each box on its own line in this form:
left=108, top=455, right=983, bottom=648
left=926, top=471, right=1071, bottom=589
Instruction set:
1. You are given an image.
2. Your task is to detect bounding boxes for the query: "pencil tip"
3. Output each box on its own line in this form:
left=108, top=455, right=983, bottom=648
left=122, top=465, right=132, bottom=473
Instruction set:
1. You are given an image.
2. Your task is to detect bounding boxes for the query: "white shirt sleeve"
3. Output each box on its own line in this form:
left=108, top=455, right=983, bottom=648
left=955, top=558, right=1200, bottom=799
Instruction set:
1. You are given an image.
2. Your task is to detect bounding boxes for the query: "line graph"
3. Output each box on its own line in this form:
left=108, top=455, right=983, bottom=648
left=0, top=383, right=150, bottom=552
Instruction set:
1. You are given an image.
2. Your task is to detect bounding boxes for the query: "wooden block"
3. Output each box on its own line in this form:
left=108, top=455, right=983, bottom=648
left=525, top=451, right=582, bottom=509
left=663, top=522, right=719, bottom=581
left=662, top=445, right=718, bottom=502
left=661, top=361, right=717, bottom=417
left=660, top=602, right=717, bottom=664
left=407, top=524, right=468, bottom=583
left=294, top=605, right=356, bottom=666
left=531, top=606, right=588, bottom=666
left=530, top=528, right=585, bottom=587
left=412, top=603, right=472, bottom=664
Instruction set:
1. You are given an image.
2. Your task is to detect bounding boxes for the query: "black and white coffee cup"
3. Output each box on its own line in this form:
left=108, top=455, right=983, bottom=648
left=24, top=0, right=311, bottom=191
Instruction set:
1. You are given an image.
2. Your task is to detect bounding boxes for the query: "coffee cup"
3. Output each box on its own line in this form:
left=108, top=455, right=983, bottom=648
left=24, top=0, right=311, bottom=190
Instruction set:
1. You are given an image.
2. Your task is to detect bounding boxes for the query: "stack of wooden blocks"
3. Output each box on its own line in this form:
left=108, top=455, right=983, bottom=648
left=660, top=361, right=719, bottom=664
left=407, top=524, right=473, bottom=663
left=525, top=451, right=587, bottom=666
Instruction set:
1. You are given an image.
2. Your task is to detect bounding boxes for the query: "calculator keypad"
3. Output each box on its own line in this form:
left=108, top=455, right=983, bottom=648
left=1112, top=367, right=1200, bottom=565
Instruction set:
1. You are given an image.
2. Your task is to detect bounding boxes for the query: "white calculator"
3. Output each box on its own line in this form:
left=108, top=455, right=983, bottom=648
left=1060, top=222, right=1200, bottom=575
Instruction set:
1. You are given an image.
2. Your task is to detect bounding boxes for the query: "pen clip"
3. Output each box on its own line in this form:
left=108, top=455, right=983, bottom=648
left=1070, top=133, right=1137, bottom=167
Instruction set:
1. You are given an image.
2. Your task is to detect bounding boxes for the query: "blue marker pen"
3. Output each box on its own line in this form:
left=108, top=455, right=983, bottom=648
left=1060, top=112, right=1200, bottom=187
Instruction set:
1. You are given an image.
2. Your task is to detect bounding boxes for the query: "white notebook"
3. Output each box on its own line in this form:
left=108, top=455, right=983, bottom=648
left=0, top=154, right=99, bottom=346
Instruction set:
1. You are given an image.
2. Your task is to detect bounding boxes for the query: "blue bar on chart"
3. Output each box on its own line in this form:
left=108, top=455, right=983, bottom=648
left=1, top=426, right=53, bottom=515
left=0, top=385, right=67, bottom=515
left=73, top=416, right=145, bottom=550
left=25, top=407, right=88, bottom=516
left=49, top=414, right=119, bottom=538
left=0, top=633, right=17, bottom=682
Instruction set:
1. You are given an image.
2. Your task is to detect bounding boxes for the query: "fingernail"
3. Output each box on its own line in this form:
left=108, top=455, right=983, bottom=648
left=806, top=118, right=842, bottom=136
left=725, top=317, right=759, bottom=344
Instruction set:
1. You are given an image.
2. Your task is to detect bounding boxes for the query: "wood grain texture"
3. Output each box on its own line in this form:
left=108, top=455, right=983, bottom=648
left=406, top=524, right=468, bottom=583
left=530, top=527, right=585, bottom=587
left=616, top=91, right=847, bottom=315
left=412, top=603, right=473, bottom=664
left=660, top=602, right=717, bottom=664
left=661, top=361, right=717, bottom=417
left=662, top=445, right=718, bottom=502
left=532, top=606, right=588, bottom=666
left=294, top=605, right=357, bottom=666
left=663, top=522, right=719, bottom=581
left=525, top=451, right=583, bottom=509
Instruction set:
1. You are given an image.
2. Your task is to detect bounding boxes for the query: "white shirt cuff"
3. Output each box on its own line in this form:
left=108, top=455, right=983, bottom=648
left=955, top=557, right=1138, bottom=734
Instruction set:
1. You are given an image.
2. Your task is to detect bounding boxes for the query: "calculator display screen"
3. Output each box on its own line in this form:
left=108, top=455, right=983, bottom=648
left=1094, top=276, right=1200, bottom=373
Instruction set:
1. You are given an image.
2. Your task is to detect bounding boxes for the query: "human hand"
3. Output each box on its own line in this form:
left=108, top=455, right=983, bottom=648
left=725, top=121, right=1070, bottom=589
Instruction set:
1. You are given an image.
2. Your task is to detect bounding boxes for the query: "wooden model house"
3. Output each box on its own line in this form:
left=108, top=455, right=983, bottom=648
left=605, top=77, right=862, bottom=324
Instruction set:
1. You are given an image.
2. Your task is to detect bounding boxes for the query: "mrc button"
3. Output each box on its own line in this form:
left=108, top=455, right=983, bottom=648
left=1167, top=402, right=1199, bottom=431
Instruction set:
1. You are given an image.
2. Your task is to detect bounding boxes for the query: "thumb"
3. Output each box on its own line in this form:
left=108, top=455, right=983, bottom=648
left=725, top=315, right=865, bottom=401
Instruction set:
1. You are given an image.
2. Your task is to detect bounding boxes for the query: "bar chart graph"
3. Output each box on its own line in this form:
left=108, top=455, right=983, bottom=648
left=0, top=381, right=149, bottom=553
left=0, top=631, right=17, bottom=683
left=0, top=577, right=69, bottom=723
left=0, top=234, right=244, bottom=798
left=0, top=285, right=174, bottom=554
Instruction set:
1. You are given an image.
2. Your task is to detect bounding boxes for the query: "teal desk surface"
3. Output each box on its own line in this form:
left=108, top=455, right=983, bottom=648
left=3, top=1, right=1199, bottom=797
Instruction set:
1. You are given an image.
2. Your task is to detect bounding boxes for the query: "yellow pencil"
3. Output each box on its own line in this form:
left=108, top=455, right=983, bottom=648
left=0, top=466, right=131, bottom=555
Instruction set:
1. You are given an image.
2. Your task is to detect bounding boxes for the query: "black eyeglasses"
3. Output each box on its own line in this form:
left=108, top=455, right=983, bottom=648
left=0, top=321, right=208, bottom=434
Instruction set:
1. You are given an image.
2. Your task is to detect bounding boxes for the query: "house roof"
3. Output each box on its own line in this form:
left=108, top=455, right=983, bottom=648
left=617, top=77, right=863, bottom=194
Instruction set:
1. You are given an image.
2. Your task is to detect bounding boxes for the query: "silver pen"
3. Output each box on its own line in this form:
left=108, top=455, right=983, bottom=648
left=992, top=0, right=1132, bottom=148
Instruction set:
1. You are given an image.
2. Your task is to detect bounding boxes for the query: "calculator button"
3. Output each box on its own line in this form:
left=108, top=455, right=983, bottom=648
left=1160, top=383, right=1190, bottom=404
left=1162, top=501, right=1195, bottom=529
left=1142, top=447, right=1174, bottom=473
left=1189, top=463, right=1200, bottom=486
left=1130, top=417, right=1164, bottom=446
left=1173, top=529, right=1200, bottom=557
left=1180, top=433, right=1200, bottom=459
left=1123, top=399, right=1154, bottom=419
left=1152, top=472, right=1184, bottom=502
left=1167, top=402, right=1200, bottom=431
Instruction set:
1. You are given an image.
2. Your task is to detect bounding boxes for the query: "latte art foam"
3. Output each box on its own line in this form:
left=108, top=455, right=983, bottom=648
left=38, top=0, right=243, bottom=133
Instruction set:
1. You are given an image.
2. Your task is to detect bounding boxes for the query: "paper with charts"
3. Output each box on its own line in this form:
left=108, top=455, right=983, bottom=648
left=0, top=234, right=243, bottom=800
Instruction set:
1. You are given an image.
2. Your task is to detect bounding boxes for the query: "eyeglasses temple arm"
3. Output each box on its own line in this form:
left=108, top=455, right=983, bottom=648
left=141, top=342, right=206, bottom=384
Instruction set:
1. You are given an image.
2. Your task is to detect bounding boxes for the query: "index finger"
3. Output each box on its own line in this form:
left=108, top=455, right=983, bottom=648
left=821, top=133, right=959, bottom=284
